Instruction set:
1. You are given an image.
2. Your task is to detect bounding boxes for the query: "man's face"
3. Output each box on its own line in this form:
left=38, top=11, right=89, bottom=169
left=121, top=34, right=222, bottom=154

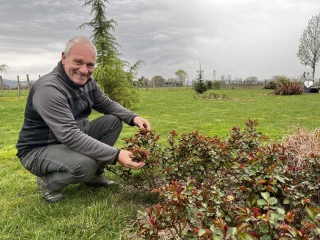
left=61, top=43, right=96, bottom=86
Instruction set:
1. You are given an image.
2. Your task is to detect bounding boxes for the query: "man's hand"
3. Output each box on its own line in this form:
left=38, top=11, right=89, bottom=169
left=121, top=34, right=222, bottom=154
left=133, top=116, right=151, bottom=131
left=117, top=150, right=145, bottom=169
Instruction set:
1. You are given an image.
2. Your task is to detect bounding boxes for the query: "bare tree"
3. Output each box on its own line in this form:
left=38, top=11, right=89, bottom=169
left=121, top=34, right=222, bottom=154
left=297, top=13, right=320, bottom=80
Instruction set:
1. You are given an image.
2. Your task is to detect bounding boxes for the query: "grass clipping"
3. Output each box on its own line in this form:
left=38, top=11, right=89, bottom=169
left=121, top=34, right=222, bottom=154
left=281, top=126, right=320, bottom=168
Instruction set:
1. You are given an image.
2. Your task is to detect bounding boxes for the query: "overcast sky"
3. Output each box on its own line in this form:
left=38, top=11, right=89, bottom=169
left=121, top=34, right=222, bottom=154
left=1, top=0, right=320, bottom=81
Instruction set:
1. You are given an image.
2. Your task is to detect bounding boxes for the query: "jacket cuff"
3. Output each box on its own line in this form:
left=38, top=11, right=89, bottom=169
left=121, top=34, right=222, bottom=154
left=129, top=115, right=139, bottom=126
left=111, top=149, right=120, bottom=165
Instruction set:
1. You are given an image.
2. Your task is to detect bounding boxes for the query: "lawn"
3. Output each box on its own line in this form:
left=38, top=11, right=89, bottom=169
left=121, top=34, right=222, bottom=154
left=0, top=88, right=319, bottom=239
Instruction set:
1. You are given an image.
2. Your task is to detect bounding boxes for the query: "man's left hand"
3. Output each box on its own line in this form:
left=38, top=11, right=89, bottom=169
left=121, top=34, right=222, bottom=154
left=133, top=116, right=151, bottom=131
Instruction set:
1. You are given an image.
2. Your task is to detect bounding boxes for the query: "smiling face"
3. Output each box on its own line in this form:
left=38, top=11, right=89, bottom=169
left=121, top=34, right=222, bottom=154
left=61, top=42, right=96, bottom=86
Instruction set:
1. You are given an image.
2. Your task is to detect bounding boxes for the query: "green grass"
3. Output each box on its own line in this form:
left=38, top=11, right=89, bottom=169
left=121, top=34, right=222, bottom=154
left=1, top=88, right=319, bottom=239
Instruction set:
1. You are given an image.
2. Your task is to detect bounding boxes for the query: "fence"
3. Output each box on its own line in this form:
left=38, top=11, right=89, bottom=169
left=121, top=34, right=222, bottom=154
left=137, top=79, right=276, bottom=90
left=0, top=74, right=40, bottom=97
left=2, top=75, right=319, bottom=97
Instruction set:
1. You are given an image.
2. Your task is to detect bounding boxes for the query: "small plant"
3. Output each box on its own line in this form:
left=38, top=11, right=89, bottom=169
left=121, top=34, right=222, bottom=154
left=105, top=129, right=162, bottom=190
left=194, top=82, right=208, bottom=94
left=274, top=82, right=304, bottom=95
left=194, top=92, right=229, bottom=100
left=193, top=63, right=208, bottom=94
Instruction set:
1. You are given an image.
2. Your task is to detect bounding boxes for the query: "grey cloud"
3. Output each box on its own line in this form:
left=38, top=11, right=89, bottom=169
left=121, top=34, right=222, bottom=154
left=1, top=0, right=320, bottom=80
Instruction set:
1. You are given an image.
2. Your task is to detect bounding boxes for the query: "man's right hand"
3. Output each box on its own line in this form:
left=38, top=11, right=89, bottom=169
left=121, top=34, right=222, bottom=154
left=117, top=150, right=145, bottom=169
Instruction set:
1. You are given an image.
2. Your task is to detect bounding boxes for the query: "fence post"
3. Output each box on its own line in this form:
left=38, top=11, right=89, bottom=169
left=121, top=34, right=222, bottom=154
left=0, top=76, right=3, bottom=97
left=17, top=75, right=21, bottom=96
left=27, top=74, right=30, bottom=91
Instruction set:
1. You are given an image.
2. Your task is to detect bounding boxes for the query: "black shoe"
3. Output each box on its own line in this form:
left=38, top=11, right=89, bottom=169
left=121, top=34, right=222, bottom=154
left=84, top=175, right=119, bottom=188
left=36, top=177, right=64, bottom=203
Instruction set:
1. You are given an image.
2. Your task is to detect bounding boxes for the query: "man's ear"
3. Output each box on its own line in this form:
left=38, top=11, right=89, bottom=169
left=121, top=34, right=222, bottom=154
left=61, top=52, right=66, bottom=64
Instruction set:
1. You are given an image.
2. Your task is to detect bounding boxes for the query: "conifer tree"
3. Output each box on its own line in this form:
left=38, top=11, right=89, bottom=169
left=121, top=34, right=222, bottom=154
left=78, top=0, right=143, bottom=109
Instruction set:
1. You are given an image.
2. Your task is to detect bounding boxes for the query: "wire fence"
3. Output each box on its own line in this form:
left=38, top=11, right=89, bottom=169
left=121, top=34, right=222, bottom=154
left=0, top=74, right=40, bottom=97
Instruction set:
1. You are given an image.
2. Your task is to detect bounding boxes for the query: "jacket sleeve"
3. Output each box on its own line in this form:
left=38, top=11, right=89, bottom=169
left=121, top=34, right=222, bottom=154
left=32, top=85, right=119, bottom=164
left=91, top=82, right=138, bottom=126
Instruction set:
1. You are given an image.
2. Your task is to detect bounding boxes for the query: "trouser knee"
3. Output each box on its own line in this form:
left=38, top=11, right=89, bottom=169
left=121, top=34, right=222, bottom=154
left=68, top=157, right=99, bottom=182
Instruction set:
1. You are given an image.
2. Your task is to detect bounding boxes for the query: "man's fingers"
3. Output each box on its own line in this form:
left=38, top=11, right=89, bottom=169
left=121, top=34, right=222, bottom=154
left=144, top=121, right=151, bottom=130
left=134, top=116, right=151, bottom=130
left=129, top=161, right=145, bottom=170
left=134, top=162, right=145, bottom=169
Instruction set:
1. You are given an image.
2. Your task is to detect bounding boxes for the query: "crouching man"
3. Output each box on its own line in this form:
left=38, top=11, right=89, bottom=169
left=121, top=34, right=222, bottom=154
left=16, top=35, right=150, bottom=203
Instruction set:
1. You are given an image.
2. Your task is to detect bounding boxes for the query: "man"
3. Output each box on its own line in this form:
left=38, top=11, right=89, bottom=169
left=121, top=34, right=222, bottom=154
left=16, top=35, right=150, bottom=203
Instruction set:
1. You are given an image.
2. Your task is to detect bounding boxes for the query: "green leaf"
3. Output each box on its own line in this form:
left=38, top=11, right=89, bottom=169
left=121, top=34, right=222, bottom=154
left=226, top=227, right=237, bottom=238
left=277, top=208, right=285, bottom=215
left=269, top=197, right=278, bottom=205
left=197, top=196, right=203, bottom=201
left=287, top=228, right=298, bottom=237
left=237, top=232, right=255, bottom=240
left=225, top=215, right=232, bottom=223
left=261, top=235, right=272, bottom=240
left=261, top=192, right=270, bottom=201
left=136, top=210, right=146, bottom=219
left=283, top=199, right=291, bottom=205
left=242, top=174, right=253, bottom=182
left=201, top=203, right=208, bottom=208
left=275, top=175, right=286, bottom=183
left=198, top=229, right=207, bottom=237
left=259, top=223, right=269, bottom=233
left=184, top=190, right=192, bottom=195
left=257, top=199, right=267, bottom=206
left=306, top=206, right=316, bottom=220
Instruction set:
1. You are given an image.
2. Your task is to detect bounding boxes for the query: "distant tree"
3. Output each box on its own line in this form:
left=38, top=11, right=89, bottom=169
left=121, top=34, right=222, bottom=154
left=206, top=80, right=213, bottom=89
left=245, top=76, right=258, bottom=84
left=297, top=13, right=320, bottom=80
left=212, top=80, right=222, bottom=90
left=78, top=0, right=143, bottom=109
left=174, top=69, right=188, bottom=86
left=193, top=63, right=207, bottom=94
left=137, top=76, right=148, bottom=87
left=271, top=75, right=290, bottom=83
left=152, top=75, right=165, bottom=87
left=0, top=64, right=9, bottom=73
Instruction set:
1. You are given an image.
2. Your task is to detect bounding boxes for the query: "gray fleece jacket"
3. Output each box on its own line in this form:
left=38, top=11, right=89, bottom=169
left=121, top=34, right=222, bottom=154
left=16, top=61, right=138, bottom=164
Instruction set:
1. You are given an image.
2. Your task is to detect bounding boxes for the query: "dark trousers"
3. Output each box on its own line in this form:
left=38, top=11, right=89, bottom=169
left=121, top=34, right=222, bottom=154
left=20, top=115, right=122, bottom=191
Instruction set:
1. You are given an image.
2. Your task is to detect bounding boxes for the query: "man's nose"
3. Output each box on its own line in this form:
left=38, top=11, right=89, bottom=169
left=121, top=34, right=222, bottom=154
left=79, top=64, right=89, bottom=74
